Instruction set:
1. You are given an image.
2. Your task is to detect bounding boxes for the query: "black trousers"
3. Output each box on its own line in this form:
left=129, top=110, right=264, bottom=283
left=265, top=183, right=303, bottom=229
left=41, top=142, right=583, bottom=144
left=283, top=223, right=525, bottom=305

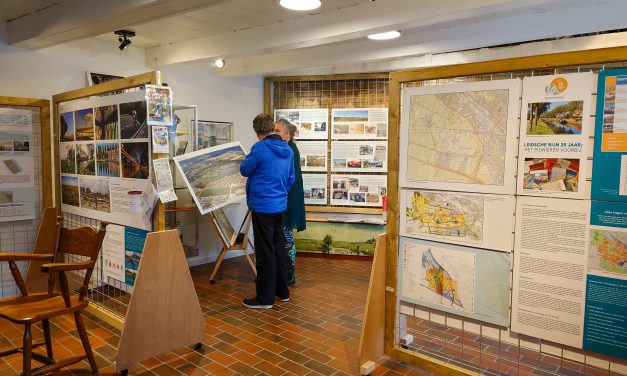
left=252, top=212, right=289, bottom=304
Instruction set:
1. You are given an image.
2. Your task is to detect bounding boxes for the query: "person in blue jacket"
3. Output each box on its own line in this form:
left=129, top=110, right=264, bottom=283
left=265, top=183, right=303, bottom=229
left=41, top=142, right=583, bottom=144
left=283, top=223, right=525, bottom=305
left=240, top=114, right=295, bottom=309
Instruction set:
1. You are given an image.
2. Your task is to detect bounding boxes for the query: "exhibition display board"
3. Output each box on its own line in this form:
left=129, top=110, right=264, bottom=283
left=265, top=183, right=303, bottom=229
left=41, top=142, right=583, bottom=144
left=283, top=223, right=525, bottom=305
left=385, top=48, right=627, bottom=376
left=266, top=74, right=389, bottom=215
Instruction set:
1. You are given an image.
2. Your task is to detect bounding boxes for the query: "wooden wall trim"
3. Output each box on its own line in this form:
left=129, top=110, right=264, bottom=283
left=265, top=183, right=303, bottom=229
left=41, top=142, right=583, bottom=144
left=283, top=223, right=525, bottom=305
left=390, top=46, right=627, bottom=83
left=266, top=73, right=389, bottom=82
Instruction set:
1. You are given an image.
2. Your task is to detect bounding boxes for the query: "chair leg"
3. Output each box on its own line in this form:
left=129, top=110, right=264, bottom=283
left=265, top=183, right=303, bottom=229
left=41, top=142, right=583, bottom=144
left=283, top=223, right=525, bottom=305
left=74, top=312, right=98, bottom=374
left=23, top=323, right=32, bottom=376
left=42, top=319, right=53, bottom=360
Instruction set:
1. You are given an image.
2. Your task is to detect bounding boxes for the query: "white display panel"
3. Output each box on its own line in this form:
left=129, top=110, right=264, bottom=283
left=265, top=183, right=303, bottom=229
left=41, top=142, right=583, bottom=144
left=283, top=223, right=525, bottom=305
left=0, top=108, right=35, bottom=222
left=302, top=174, right=327, bottom=205
left=331, top=108, right=388, bottom=139
left=399, top=237, right=511, bottom=327
left=399, top=189, right=514, bottom=252
left=331, top=140, right=387, bottom=173
left=330, top=174, right=386, bottom=207
left=274, top=108, right=328, bottom=139
left=517, top=73, right=595, bottom=199
left=399, top=79, right=521, bottom=194
left=59, top=90, right=155, bottom=230
left=296, top=141, right=327, bottom=172
left=511, top=196, right=589, bottom=348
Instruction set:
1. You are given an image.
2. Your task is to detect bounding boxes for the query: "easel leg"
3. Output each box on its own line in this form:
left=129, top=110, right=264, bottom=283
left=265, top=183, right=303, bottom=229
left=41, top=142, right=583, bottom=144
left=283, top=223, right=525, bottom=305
left=209, top=246, right=228, bottom=285
left=243, top=244, right=257, bottom=276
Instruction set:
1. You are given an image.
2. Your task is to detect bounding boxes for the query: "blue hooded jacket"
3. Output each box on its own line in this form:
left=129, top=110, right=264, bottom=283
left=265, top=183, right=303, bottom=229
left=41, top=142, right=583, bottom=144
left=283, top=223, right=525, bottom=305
left=240, top=134, right=295, bottom=213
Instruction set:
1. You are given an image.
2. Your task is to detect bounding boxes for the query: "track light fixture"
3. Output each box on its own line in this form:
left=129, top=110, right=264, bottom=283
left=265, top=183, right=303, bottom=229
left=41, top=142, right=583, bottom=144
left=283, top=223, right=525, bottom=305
left=114, top=30, right=135, bottom=51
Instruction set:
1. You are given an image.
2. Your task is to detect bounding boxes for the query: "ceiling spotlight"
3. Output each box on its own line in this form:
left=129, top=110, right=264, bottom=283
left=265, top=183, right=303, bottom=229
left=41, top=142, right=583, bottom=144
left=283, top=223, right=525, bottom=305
left=279, top=0, right=321, bottom=11
left=367, top=30, right=401, bottom=40
left=114, top=29, right=135, bottom=51
left=214, top=59, right=225, bottom=69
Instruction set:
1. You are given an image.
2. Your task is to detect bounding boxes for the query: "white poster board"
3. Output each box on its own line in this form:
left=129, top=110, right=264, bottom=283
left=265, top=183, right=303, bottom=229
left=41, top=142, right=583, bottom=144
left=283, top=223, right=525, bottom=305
left=399, top=79, right=521, bottom=194
left=303, top=174, right=327, bottom=205
left=399, top=189, right=514, bottom=252
left=517, top=73, right=595, bottom=199
left=0, top=108, right=35, bottom=222
left=331, top=140, right=387, bottom=173
left=330, top=174, right=386, bottom=207
left=331, top=108, right=388, bottom=139
left=296, top=141, right=327, bottom=172
left=274, top=109, right=328, bottom=139
left=59, top=90, right=155, bottom=231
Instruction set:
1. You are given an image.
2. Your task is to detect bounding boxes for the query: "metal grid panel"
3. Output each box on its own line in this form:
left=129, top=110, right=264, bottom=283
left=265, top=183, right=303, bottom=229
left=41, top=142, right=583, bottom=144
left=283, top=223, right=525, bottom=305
left=397, top=62, right=627, bottom=376
left=271, top=78, right=389, bottom=209
left=0, top=105, right=43, bottom=299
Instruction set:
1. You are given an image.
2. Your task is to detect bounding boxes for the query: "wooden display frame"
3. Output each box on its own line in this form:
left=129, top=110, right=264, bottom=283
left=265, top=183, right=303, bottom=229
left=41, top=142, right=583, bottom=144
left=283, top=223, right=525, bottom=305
left=384, top=46, right=627, bottom=375
left=264, top=73, right=388, bottom=216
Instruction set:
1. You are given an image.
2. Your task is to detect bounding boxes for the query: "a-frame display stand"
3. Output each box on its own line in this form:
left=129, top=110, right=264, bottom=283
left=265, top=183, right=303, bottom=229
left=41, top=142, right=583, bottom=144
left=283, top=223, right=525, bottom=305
left=207, top=210, right=256, bottom=284
left=114, top=230, right=205, bottom=372
left=358, top=233, right=386, bottom=375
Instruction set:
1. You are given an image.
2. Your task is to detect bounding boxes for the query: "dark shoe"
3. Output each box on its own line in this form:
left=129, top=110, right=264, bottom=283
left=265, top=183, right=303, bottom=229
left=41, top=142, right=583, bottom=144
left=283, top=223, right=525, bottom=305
left=242, top=298, right=273, bottom=309
left=275, top=296, right=290, bottom=302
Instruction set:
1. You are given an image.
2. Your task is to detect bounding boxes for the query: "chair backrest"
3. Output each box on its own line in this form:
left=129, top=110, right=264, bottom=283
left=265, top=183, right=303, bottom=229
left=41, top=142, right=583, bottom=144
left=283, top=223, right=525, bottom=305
left=58, top=222, right=108, bottom=259
left=57, top=222, right=108, bottom=300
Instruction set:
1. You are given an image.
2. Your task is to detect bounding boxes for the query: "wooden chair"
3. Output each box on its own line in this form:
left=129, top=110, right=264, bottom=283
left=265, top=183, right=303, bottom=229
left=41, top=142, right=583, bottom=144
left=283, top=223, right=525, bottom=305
left=0, top=220, right=108, bottom=376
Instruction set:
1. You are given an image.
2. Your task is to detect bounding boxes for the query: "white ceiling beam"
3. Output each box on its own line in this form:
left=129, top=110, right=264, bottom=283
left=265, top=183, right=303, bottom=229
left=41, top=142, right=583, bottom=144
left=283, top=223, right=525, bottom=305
left=210, top=1, right=627, bottom=77
left=7, top=0, right=229, bottom=49
left=146, top=0, right=556, bottom=67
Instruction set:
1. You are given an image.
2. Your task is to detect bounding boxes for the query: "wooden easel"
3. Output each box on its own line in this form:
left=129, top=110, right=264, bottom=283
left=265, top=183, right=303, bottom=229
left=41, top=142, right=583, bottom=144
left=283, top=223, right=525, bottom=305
left=207, top=210, right=256, bottom=284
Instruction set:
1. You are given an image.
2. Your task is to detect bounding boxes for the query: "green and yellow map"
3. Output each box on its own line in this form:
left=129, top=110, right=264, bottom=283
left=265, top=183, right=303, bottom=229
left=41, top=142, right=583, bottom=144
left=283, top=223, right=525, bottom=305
left=405, top=191, right=483, bottom=244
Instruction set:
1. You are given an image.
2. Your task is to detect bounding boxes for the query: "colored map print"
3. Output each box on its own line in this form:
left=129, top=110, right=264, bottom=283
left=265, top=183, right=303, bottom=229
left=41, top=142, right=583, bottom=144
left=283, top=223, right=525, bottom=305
left=406, top=89, right=509, bottom=185
left=588, top=229, right=627, bottom=276
left=405, top=191, right=483, bottom=244
left=422, top=249, right=463, bottom=308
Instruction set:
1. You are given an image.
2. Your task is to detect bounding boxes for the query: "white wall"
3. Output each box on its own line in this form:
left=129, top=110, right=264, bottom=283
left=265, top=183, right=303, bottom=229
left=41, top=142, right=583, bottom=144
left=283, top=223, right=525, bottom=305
left=159, top=60, right=264, bottom=265
left=0, top=37, right=265, bottom=266
left=0, top=38, right=147, bottom=99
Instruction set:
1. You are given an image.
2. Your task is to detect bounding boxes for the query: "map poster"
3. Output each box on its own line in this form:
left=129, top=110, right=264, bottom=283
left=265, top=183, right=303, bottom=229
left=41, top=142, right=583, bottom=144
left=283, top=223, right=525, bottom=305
left=102, top=223, right=126, bottom=283
left=173, top=141, right=248, bottom=215
left=583, top=200, right=627, bottom=359
left=145, top=85, right=173, bottom=126
left=398, top=237, right=511, bottom=327
left=591, top=69, right=627, bottom=202
left=399, top=79, right=520, bottom=194
left=511, top=196, right=589, bottom=348
left=517, top=73, right=594, bottom=199
left=274, top=109, right=328, bottom=140
left=399, top=189, right=515, bottom=252
left=330, top=174, right=386, bottom=207
left=331, top=108, right=388, bottom=139
left=331, top=140, right=387, bottom=173
left=0, top=108, right=35, bottom=222
left=303, top=174, right=327, bottom=205
left=295, top=141, right=327, bottom=172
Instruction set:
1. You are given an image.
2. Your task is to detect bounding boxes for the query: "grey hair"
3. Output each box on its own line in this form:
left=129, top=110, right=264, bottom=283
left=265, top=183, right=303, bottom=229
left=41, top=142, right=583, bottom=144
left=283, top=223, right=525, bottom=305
left=276, top=118, right=298, bottom=141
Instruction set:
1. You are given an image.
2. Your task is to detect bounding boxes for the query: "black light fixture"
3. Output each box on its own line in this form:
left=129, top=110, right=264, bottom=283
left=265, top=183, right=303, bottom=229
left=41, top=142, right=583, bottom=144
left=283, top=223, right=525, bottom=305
left=114, top=30, right=135, bottom=51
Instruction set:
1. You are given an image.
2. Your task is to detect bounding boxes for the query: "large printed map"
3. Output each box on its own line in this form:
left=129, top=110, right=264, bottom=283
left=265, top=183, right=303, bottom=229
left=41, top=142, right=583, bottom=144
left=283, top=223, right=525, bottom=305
left=405, top=191, right=483, bottom=245
left=406, top=89, right=509, bottom=185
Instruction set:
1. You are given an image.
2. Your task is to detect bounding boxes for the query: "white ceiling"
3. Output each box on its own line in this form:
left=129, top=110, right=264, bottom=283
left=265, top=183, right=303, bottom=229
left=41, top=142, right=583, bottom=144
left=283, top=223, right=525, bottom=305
left=2, top=0, right=627, bottom=77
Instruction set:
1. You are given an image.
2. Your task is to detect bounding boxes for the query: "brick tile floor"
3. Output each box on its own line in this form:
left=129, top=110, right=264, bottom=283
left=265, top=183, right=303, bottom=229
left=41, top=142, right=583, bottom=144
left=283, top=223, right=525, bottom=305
left=0, top=256, right=429, bottom=376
